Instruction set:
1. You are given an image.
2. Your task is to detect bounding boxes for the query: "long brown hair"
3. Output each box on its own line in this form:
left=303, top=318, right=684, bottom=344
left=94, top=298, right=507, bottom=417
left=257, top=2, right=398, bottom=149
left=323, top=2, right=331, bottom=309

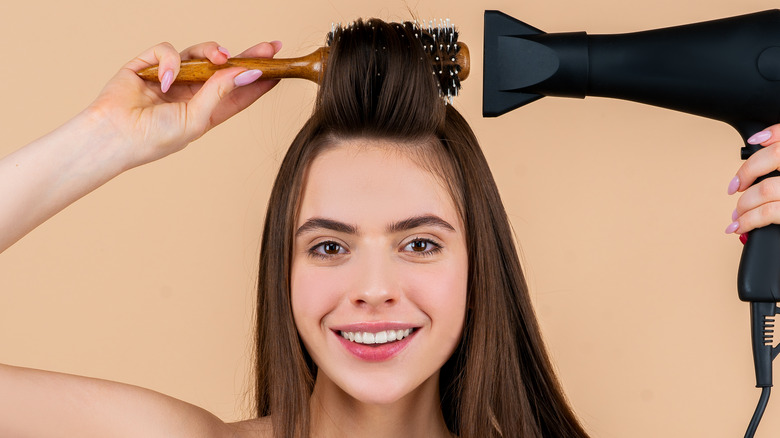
left=254, top=18, right=589, bottom=438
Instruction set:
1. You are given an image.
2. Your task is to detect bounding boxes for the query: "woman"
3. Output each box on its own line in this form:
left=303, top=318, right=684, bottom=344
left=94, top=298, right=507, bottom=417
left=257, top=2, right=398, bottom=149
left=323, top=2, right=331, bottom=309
left=254, top=20, right=588, bottom=437
left=0, top=18, right=775, bottom=438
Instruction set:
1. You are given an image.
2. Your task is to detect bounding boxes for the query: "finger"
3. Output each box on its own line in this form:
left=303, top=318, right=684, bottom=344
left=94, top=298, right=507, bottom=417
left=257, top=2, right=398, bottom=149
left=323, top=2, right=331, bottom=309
left=236, top=40, right=282, bottom=58
left=183, top=67, right=257, bottom=139
left=121, top=42, right=182, bottom=93
left=221, top=41, right=282, bottom=109
left=220, top=75, right=279, bottom=114
left=122, top=42, right=180, bottom=72
left=185, top=41, right=282, bottom=134
left=747, top=124, right=780, bottom=146
left=179, top=41, right=231, bottom=64
left=730, top=200, right=780, bottom=234
left=732, top=143, right=780, bottom=193
left=735, top=177, right=780, bottom=218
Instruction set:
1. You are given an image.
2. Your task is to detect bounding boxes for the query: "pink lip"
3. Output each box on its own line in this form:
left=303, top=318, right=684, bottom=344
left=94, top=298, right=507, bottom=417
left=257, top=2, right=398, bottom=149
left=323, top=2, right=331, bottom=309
left=333, top=327, right=419, bottom=362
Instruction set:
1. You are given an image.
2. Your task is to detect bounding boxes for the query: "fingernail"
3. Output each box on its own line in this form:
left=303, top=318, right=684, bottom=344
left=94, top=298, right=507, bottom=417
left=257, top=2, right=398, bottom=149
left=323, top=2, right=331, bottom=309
left=234, top=69, right=262, bottom=86
left=725, top=221, right=740, bottom=234
left=218, top=46, right=231, bottom=57
left=161, top=70, right=174, bottom=93
left=732, top=209, right=739, bottom=221
left=271, top=40, right=283, bottom=50
left=740, top=233, right=749, bottom=245
left=748, top=130, right=772, bottom=145
left=728, top=176, right=740, bottom=195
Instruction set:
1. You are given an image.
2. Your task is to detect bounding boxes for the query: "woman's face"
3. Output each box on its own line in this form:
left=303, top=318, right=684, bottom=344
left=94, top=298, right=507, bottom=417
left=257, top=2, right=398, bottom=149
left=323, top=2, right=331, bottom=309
left=291, top=140, right=468, bottom=405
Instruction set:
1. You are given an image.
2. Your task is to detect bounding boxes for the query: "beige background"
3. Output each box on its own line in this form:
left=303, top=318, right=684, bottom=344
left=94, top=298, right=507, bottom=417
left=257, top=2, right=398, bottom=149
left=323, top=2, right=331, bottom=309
left=1, top=0, right=778, bottom=436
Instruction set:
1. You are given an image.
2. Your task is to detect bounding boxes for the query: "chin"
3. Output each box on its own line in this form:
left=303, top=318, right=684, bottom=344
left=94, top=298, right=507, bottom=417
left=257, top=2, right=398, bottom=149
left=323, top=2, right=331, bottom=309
left=324, top=368, right=440, bottom=407
left=345, top=384, right=410, bottom=405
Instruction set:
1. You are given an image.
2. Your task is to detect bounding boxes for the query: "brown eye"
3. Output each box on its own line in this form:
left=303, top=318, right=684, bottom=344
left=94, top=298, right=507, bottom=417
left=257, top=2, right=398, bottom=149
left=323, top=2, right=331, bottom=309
left=308, top=241, right=347, bottom=259
left=410, top=240, right=428, bottom=252
left=323, top=242, right=341, bottom=254
left=402, top=238, right=443, bottom=257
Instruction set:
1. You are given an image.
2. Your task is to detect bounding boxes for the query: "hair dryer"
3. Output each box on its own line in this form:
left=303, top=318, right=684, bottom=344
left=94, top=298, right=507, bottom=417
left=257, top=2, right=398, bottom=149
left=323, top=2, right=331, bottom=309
left=482, top=9, right=780, bottom=437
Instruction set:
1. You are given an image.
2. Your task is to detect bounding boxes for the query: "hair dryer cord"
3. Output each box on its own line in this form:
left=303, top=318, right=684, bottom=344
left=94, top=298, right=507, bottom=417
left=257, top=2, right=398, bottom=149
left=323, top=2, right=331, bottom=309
left=745, top=386, right=770, bottom=438
left=744, top=302, right=780, bottom=437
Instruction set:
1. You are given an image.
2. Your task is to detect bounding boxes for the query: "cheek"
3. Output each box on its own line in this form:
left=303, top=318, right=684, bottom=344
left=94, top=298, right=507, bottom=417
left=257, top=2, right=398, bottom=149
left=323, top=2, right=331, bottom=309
left=291, top=263, right=344, bottom=331
left=407, top=258, right=469, bottom=333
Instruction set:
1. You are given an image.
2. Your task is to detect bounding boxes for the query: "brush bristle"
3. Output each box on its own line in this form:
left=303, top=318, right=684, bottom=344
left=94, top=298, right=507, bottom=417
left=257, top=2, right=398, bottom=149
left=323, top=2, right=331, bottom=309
left=327, top=19, right=463, bottom=104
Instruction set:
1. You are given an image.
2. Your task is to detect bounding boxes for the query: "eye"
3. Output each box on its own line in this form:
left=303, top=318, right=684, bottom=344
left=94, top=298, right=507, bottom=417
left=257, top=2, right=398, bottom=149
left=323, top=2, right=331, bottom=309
left=408, top=240, right=428, bottom=252
left=322, top=242, right=342, bottom=254
left=308, top=240, right=348, bottom=259
left=402, top=238, right=442, bottom=256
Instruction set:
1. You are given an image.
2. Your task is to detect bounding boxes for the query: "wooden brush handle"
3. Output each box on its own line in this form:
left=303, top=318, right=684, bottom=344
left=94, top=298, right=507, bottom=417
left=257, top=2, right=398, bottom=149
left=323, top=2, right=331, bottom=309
left=137, top=43, right=470, bottom=85
left=137, top=47, right=329, bottom=83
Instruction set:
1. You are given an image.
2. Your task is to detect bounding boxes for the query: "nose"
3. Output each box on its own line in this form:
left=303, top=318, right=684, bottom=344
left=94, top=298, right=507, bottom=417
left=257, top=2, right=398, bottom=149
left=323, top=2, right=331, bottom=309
left=349, top=250, right=400, bottom=309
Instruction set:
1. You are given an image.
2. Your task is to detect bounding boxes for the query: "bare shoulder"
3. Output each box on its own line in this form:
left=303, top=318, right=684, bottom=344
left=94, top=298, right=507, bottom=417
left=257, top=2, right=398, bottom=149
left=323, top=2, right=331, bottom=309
left=225, top=417, right=274, bottom=438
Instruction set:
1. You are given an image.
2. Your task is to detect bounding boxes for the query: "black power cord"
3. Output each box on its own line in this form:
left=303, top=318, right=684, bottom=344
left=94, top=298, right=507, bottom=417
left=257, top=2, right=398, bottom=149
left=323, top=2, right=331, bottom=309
left=742, top=302, right=780, bottom=438
left=745, top=387, right=771, bottom=438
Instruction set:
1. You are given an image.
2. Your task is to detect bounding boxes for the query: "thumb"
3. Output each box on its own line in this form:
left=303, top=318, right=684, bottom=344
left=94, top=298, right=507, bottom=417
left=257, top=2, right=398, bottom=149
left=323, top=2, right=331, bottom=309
left=184, top=68, right=263, bottom=139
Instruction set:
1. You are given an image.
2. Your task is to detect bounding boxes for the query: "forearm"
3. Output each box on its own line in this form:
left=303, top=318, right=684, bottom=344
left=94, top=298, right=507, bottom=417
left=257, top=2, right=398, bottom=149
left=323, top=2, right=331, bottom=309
left=0, top=109, right=129, bottom=253
left=0, top=363, right=228, bottom=438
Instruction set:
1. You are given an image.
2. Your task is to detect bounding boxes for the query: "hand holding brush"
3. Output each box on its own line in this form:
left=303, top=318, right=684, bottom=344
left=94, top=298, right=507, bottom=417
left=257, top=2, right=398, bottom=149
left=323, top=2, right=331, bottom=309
left=137, top=21, right=470, bottom=103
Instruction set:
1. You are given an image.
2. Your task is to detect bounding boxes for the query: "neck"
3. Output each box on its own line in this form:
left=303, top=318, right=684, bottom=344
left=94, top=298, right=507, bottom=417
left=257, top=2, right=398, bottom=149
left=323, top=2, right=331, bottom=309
left=308, top=372, right=452, bottom=438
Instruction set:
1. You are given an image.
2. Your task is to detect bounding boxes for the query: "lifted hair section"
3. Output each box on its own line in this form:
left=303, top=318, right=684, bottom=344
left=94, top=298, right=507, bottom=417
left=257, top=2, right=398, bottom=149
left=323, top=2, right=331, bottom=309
left=318, top=18, right=446, bottom=140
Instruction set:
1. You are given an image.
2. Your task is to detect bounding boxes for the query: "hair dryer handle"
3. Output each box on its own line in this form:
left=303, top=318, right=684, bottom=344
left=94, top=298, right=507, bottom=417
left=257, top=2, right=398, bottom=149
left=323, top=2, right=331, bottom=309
left=738, top=170, right=780, bottom=302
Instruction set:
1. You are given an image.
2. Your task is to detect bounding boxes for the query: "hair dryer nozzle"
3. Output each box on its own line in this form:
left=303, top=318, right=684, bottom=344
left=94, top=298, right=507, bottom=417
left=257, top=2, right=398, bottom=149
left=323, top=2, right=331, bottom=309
left=483, top=11, right=546, bottom=117
left=483, top=11, right=589, bottom=117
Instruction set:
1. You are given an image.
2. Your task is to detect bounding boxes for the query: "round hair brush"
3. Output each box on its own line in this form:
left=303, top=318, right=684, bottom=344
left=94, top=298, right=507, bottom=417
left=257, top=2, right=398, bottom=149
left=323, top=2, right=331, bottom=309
left=137, top=20, right=470, bottom=102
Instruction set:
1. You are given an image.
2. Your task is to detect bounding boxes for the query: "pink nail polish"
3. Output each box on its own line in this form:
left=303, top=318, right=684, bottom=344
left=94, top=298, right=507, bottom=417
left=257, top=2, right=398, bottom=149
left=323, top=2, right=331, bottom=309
left=234, top=69, right=263, bottom=86
left=732, top=209, right=739, bottom=221
left=725, top=221, right=739, bottom=234
left=748, top=130, right=772, bottom=145
left=161, top=70, right=174, bottom=93
left=727, top=176, right=740, bottom=195
left=218, top=46, right=231, bottom=57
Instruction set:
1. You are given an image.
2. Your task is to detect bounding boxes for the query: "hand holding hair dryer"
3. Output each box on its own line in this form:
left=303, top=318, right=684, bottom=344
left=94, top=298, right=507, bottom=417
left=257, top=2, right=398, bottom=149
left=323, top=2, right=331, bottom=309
left=482, top=9, right=780, bottom=437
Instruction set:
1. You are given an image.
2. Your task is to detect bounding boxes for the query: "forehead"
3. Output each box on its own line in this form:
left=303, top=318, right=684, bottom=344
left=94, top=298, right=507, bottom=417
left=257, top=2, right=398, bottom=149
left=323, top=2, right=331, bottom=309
left=296, top=140, right=459, bottom=226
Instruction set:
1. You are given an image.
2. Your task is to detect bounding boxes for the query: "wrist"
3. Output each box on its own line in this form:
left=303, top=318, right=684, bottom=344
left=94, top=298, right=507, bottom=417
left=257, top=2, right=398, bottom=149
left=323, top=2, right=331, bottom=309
left=70, top=105, right=136, bottom=176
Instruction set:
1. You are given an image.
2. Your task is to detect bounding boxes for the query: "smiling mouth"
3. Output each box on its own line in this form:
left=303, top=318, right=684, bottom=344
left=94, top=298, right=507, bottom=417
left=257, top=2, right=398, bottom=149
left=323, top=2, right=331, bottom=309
left=339, top=328, right=416, bottom=345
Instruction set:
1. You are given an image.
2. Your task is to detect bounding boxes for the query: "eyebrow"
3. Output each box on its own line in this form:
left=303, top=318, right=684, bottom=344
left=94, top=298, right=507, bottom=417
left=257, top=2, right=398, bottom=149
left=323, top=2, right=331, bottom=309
left=387, top=215, right=456, bottom=233
left=295, top=214, right=456, bottom=237
left=295, top=217, right=358, bottom=237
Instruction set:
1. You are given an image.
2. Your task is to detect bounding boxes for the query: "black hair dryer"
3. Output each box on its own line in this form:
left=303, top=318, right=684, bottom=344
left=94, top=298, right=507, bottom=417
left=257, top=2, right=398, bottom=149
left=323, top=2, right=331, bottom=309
left=482, top=9, right=780, bottom=437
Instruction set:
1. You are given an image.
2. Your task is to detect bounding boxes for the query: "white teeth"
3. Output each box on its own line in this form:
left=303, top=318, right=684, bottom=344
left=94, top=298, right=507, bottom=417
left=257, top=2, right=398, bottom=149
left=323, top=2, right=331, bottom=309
left=340, top=328, right=415, bottom=345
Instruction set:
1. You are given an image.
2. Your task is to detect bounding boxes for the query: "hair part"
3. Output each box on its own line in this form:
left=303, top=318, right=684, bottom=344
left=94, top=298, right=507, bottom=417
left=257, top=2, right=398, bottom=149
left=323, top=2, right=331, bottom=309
left=253, top=18, right=590, bottom=438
